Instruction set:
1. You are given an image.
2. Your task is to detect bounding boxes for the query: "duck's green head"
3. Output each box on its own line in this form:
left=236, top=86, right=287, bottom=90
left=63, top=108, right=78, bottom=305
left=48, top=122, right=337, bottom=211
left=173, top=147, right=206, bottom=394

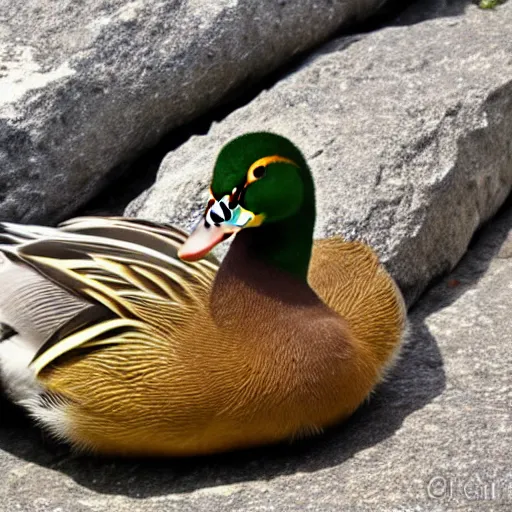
left=178, top=132, right=314, bottom=261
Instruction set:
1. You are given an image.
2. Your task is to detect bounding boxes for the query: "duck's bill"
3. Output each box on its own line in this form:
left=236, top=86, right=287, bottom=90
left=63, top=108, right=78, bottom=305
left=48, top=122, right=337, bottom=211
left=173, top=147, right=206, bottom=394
left=177, top=222, right=238, bottom=262
left=178, top=197, right=265, bottom=262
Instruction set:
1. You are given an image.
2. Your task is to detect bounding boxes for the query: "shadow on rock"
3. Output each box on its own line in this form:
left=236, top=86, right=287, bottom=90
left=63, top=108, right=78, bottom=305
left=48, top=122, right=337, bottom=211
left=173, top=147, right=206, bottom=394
left=0, top=319, right=444, bottom=497
left=346, top=0, right=474, bottom=35
left=393, top=0, right=474, bottom=27
left=1, top=194, right=511, bottom=497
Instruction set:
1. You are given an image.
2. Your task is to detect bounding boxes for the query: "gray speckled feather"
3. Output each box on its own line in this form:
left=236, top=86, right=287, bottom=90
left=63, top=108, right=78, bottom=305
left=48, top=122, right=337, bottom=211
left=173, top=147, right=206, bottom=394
left=0, top=253, right=90, bottom=352
left=0, top=218, right=218, bottom=373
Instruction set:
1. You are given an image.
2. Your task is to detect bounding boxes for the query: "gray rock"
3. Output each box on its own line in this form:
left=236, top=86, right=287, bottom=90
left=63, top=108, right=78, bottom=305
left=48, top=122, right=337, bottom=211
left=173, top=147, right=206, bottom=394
left=2, top=160, right=512, bottom=512
left=0, top=0, right=388, bottom=225
left=127, top=0, right=512, bottom=306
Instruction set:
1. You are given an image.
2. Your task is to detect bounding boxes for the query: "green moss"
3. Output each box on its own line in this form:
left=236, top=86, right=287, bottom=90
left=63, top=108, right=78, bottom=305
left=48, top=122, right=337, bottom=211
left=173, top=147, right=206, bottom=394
left=478, top=0, right=506, bottom=9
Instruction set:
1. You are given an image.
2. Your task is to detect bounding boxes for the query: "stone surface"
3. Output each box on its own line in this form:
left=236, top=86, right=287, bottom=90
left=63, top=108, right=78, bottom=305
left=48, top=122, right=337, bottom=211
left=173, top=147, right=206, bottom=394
left=128, top=0, right=512, bottom=305
left=0, top=0, right=389, bottom=225
left=2, top=1, right=512, bottom=510
left=2, top=169, right=512, bottom=512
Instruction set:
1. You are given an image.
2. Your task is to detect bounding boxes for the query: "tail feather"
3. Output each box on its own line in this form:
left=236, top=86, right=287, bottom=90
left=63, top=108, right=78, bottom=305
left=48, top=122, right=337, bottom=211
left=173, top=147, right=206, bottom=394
left=0, top=334, right=42, bottom=402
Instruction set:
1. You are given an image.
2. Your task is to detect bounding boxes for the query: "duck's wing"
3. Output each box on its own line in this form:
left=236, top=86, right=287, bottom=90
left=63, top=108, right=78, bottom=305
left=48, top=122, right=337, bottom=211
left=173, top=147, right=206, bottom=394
left=0, top=217, right=218, bottom=376
left=58, top=216, right=219, bottom=266
left=308, top=237, right=407, bottom=376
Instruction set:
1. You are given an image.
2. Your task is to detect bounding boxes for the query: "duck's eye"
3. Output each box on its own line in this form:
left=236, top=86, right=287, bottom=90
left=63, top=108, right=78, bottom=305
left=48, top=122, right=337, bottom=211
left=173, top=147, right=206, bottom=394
left=252, top=166, right=266, bottom=179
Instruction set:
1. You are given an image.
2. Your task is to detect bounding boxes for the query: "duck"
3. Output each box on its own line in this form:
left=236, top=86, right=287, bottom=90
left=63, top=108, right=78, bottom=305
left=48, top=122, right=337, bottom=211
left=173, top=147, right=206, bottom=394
left=0, top=132, right=406, bottom=456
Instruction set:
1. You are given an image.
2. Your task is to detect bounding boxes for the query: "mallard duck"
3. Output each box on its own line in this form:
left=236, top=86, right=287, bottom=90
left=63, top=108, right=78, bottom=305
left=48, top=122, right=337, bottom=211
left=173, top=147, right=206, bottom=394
left=0, top=132, right=406, bottom=456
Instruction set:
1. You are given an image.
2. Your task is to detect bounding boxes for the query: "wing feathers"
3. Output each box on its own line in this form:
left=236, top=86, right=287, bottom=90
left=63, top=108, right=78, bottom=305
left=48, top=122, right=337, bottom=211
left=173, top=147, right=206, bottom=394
left=0, top=254, right=90, bottom=349
left=30, top=305, right=113, bottom=367
left=58, top=216, right=219, bottom=266
left=0, top=217, right=218, bottom=374
left=30, top=318, right=145, bottom=375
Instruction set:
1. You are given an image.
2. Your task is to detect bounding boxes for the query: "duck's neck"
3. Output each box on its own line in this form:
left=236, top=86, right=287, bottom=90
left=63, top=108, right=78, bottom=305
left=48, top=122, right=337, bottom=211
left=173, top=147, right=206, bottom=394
left=227, top=194, right=316, bottom=282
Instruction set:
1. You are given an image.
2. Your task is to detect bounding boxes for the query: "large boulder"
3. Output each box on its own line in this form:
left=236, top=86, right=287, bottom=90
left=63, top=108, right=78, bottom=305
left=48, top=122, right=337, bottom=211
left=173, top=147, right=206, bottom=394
left=2, top=152, right=511, bottom=512
left=127, top=0, right=512, bottom=305
left=0, top=0, right=389, bottom=224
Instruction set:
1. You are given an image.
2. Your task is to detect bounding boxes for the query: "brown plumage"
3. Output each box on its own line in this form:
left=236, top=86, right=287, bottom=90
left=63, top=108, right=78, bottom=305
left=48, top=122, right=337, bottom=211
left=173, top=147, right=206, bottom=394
left=0, top=218, right=405, bottom=456
left=0, top=133, right=406, bottom=456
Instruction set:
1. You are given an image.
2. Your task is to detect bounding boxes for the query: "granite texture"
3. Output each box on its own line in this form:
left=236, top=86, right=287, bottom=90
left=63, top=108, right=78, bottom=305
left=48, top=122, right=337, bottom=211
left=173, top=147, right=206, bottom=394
left=0, top=0, right=388, bottom=225
left=128, top=0, right=512, bottom=305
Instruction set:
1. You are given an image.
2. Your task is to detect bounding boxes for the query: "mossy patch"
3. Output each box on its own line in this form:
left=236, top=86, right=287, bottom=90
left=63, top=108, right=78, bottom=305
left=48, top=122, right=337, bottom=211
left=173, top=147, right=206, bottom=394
left=478, top=0, right=507, bottom=9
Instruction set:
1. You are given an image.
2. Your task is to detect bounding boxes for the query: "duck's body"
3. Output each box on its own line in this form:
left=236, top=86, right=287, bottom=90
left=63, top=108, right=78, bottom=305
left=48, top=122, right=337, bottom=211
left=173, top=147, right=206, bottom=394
left=0, top=133, right=406, bottom=456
